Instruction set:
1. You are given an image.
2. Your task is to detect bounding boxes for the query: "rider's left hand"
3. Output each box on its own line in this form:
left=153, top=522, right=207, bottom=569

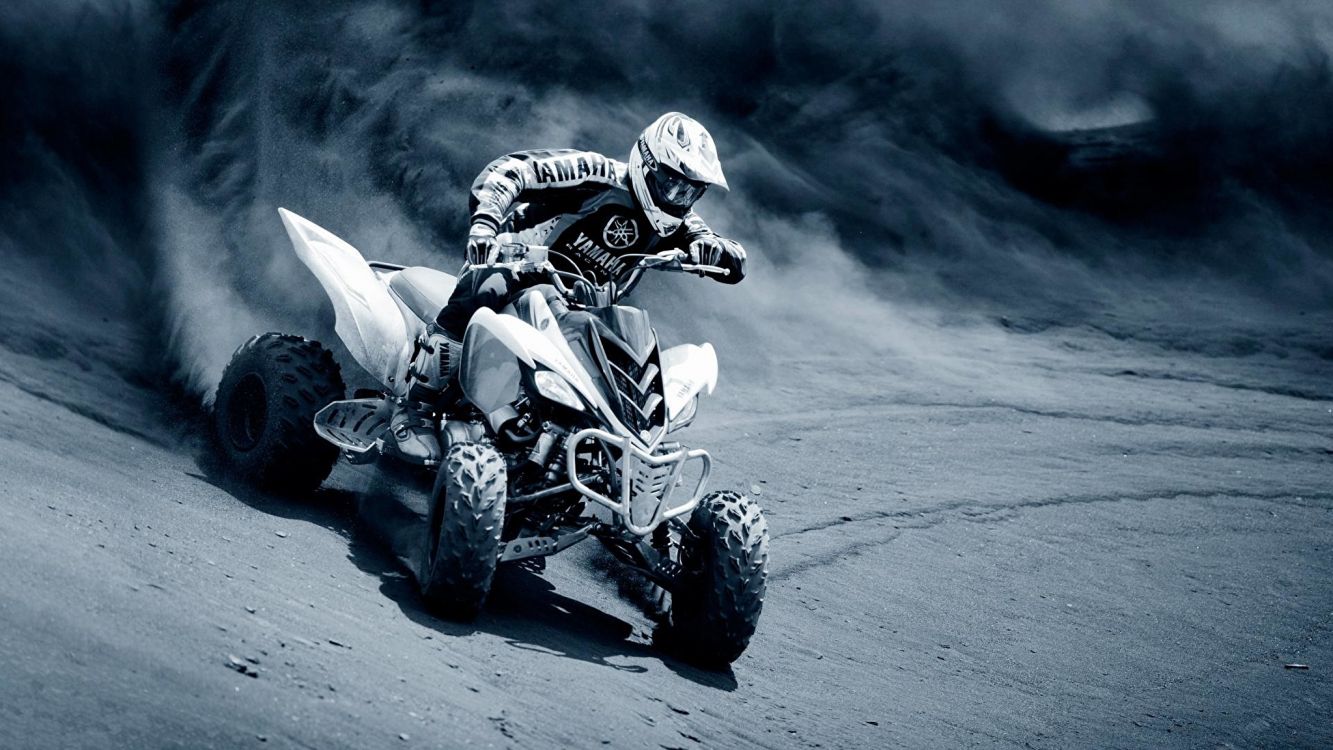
left=466, top=224, right=499, bottom=266
left=688, top=236, right=747, bottom=284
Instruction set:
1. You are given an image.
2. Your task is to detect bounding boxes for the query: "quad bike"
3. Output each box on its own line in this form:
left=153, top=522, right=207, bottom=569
left=212, top=208, right=768, bottom=665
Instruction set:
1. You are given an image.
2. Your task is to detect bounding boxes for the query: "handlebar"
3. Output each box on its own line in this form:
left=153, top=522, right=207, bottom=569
left=624, top=248, right=730, bottom=278
left=464, top=244, right=728, bottom=304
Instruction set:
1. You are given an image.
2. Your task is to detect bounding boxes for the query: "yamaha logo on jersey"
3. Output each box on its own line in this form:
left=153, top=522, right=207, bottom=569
left=568, top=232, right=631, bottom=280
left=534, top=154, right=616, bottom=185
left=602, top=215, right=639, bottom=250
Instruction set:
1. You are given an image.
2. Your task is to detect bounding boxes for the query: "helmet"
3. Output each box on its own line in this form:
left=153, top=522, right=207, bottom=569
left=629, top=112, right=729, bottom=236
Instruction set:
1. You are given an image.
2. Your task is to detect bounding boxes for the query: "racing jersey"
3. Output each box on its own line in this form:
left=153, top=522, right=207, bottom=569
left=469, top=149, right=717, bottom=284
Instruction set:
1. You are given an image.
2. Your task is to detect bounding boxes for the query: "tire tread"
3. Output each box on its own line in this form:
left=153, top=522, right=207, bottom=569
left=213, top=333, right=344, bottom=495
left=667, top=490, right=769, bottom=665
left=419, top=442, right=507, bottom=621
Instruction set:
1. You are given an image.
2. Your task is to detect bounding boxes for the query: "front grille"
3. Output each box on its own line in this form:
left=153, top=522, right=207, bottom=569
left=594, top=330, right=666, bottom=439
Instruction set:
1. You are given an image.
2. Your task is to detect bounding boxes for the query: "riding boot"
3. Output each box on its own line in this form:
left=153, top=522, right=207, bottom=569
left=389, top=328, right=462, bottom=465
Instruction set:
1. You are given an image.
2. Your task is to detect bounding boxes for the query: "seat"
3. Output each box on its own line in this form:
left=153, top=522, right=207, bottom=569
left=389, top=266, right=458, bottom=323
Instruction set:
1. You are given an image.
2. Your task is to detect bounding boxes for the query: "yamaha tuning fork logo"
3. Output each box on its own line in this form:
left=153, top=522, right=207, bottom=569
left=603, top=215, right=639, bottom=250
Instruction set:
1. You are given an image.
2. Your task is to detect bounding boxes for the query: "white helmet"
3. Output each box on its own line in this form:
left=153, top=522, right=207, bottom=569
left=629, top=112, right=729, bottom=236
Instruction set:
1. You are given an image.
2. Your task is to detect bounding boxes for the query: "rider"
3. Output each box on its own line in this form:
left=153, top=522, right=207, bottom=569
left=390, top=112, right=749, bottom=464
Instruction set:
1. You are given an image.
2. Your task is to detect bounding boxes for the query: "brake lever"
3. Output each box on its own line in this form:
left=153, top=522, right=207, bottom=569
left=678, top=263, right=729, bottom=277
left=635, top=250, right=687, bottom=270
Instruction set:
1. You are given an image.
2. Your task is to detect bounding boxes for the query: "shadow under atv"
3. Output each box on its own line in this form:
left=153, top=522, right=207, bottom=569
left=191, top=452, right=737, bottom=690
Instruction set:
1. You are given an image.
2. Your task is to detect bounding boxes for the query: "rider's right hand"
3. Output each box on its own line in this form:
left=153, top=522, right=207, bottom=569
left=465, top=225, right=499, bottom=265
left=687, top=236, right=746, bottom=284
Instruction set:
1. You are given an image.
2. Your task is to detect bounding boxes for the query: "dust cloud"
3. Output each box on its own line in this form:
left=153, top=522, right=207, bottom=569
left=3, top=0, right=1331, bottom=405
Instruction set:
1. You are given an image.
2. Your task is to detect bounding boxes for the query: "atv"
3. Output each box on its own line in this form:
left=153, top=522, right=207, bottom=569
left=212, top=208, right=768, bottom=665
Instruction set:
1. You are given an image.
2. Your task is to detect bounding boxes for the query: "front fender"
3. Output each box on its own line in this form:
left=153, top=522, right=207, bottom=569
left=462, top=307, right=604, bottom=409
left=660, top=342, right=718, bottom=419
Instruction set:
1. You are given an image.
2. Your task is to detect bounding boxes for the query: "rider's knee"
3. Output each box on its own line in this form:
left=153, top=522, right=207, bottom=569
left=434, top=266, right=518, bottom=338
left=471, top=267, right=517, bottom=308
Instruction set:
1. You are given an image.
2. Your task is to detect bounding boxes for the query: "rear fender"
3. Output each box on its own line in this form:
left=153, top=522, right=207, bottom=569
left=278, top=208, right=408, bottom=385
left=660, top=342, right=718, bottom=419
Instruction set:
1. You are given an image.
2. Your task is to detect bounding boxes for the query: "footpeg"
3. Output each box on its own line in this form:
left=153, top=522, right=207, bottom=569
left=313, top=398, right=393, bottom=458
left=500, top=536, right=559, bottom=562
left=499, top=525, right=592, bottom=562
left=651, top=556, right=684, bottom=584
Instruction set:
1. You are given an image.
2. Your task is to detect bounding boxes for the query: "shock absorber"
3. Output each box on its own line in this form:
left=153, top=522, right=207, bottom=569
left=537, top=423, right=570, bottom=484
left=526, top=427, right=557, bottom=467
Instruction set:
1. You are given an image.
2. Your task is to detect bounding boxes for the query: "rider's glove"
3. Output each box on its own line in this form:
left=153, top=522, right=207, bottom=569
left=688, top=236, right=747, bottom=284
left=465, top=224, right=499, bottom=266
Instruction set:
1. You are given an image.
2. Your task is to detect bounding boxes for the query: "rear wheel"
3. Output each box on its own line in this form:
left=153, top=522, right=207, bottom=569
left=419, top=442, right=508, bottom=621
left=213, top=333, right=344, bottom=494
left=660, top=491, right=769, bottom=666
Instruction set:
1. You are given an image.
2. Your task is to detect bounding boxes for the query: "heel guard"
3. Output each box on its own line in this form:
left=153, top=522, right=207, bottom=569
left=314, top=398, right=393, bottom=460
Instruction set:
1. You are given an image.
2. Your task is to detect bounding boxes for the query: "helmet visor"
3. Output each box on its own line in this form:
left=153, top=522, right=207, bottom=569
left=647, top=166, right=708, bottom=214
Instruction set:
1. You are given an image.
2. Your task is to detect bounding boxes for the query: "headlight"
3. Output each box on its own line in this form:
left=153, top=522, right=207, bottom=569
left=533, top=370, right=584, bottom=411
left=668, top=395, right=698, bottom=433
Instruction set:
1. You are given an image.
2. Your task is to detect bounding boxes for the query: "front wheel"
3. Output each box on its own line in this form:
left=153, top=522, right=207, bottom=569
left=213, top=333, right=344, bottom=494
left=419, top=442, right=508, bottom=621
left=660, top=491, right=770, bottom=666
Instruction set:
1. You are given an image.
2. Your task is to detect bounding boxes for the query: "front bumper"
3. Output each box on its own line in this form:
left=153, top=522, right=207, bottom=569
left=565, top=427, right=711, bottom=536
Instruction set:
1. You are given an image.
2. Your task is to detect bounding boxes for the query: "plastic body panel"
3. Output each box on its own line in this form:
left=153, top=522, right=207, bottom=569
left=278, top=208, right=410, bottom=385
